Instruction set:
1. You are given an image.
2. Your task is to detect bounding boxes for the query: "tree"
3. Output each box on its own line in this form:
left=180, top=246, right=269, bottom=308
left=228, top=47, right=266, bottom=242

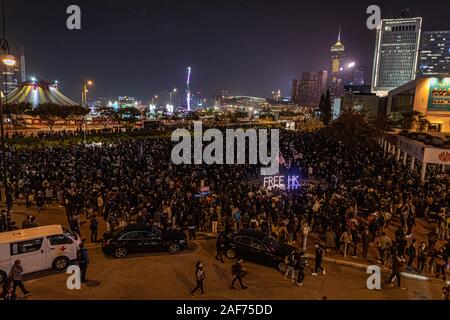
left=371, top=113, right=393, bottom=133
left=95, top=104, right=116, bottom=129
left=30, top=103, right=62, bottom=132
left=328, top=112, right=376, bottom=145
left=114, top=106, right=140, bottom=127
left=3, top=102, right=33, bottom=132
left=319, top=90, right=332, bottom=126
left=70, top=105, right=90, bottom=131
left=399, top=111, right=430, bottom=132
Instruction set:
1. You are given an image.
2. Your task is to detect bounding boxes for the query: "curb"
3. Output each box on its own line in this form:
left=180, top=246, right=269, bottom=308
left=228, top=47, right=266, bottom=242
left=305, top=253, right=450, bottom=285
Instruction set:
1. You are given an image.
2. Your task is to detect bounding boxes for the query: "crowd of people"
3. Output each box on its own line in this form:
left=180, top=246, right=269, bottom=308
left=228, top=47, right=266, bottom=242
left=0, top=127, right=449, bottom=291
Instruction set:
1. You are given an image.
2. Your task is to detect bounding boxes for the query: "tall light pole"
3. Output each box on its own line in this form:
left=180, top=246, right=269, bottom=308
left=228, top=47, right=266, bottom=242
left=0, top=0, right=15, bottom=210
left=169, top=88, right=177, bottom=105
left=82, top=80, right=93, bottom=144
left=186, top=67, right=191, bottom=111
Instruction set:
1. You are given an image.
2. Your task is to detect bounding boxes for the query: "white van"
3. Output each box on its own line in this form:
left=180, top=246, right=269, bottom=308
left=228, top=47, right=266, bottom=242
left=0, top=225, right=81, bottom=284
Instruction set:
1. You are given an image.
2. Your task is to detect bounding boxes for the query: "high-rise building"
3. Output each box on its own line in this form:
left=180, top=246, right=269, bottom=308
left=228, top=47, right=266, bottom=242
left=291, top=79, right=299, bottom=103
left=417, top=30, right=450, bottom=78
left=328, top=27, right=345, bottom=102
left=2, top=65, right=20, bottom=93
left=351, top=66, right=365, bottom=86
left=297, top=70, right=328, bottom=107
left=20, top=46, right=26, bottom=83
left=371, top=17, right=423, bottom=96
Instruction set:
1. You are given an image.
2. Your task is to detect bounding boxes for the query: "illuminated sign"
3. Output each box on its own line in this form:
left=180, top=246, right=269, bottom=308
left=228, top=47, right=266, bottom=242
left=428, top=78, right=450, bottom=111
left=263, top=175, right=300, bottom=190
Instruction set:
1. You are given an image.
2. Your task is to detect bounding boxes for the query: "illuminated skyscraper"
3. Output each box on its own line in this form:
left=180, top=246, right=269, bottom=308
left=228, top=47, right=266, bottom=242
left=328, top=27, right=345, bottom=102
left=371, top=17, right=422, bottom=96
left=417, top=30, right=450, bottom=77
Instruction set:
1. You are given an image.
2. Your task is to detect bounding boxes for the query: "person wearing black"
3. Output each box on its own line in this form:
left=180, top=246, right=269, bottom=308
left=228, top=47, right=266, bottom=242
left=89, top=215, right=99, bottom=243
left=295, top=251, right=307, bottom=287
left=406, top=239, right=417, bottom=272
left=77, top=243, right=90, bottom=283
left=417, top=241, right=427, bottom=274
left=387, top=251, right=405, bottom=289
left=230, top=259, right=247, bottom=289
left=361, top=229, right=370, bottom=259
left=215, top=233, right=225, bottom=263
left=312, top=243, right=326, bottom=276
left=190, top=261, right=206, bottom=295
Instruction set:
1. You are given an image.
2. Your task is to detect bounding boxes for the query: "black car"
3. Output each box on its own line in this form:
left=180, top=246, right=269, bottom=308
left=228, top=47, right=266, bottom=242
left=218, top=229, right=295, bottom=272
left=102, top=223, right=187, bottom=258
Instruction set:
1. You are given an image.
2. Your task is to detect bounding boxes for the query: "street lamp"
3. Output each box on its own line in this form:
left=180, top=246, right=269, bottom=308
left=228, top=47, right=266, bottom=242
left=169, top=88, right=177, bottom=105
left=81, top=80, right=93, bottom=144
left=0, top=0, right=15, bottom=210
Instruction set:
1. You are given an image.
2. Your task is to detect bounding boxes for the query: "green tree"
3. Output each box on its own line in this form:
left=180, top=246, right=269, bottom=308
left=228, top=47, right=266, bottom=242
left=399, top=111, right=430, bottom=132
left=95, top=104, right=116, bottom=129
left=3, top=102, right=33, bottom=132
left=320, top=90, right=332, bottom=126
left=115, top=106, right=140, bottom=127
left=30, top=103, right=62, bottom=132
left=70, top=105, right=90, bottom=131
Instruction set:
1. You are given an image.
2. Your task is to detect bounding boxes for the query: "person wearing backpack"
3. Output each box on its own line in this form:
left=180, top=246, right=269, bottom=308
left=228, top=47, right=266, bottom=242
left=190, top=261, right=206, bottom=295
left=295, top=251, right=308, bottom=287
left=230, top=259, right=247, bottom=290
left=387, top=250, right=405, bottom=290
left=283, top=250, right=296, bottom=282
left=9, top=260, right=31, bottom=298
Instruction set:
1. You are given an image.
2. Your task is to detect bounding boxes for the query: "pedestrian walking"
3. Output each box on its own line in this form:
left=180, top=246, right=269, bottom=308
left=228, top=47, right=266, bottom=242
left=215, top=232, right=225, bottom=263
left=90, top=215, right=99, bottom=243
left=312, top=243, right=326, bottom=276
left=77, top=243, right=90, bottom=283
left=9, top=260, right=31, bottom=298
left=295, top=251, right=308, bottom=287
left=230, top=259, right=247, bottom=289
left=190, top=261, right=206, bottom=295
left=283, top=250, right=296, bottom=281
left=387, top=251, right=405, bottom=290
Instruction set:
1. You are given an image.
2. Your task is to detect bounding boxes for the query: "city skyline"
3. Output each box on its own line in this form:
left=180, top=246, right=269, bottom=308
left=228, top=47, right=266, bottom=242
left=5, top=0, right=450, bottom=102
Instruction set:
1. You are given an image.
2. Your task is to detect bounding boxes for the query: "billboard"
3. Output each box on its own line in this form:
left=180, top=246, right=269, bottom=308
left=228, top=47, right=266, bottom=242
left=428, top=78, right=450, bottom=111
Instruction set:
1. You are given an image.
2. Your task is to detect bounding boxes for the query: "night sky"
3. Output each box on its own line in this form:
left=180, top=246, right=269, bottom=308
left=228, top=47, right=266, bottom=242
left=7, top=0, right=450, bottom=103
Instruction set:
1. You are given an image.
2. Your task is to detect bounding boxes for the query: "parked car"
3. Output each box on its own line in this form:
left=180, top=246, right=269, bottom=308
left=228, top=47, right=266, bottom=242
left=102, top=224, right=187, bottom=258
left=218, top=229, right=295, bottom=272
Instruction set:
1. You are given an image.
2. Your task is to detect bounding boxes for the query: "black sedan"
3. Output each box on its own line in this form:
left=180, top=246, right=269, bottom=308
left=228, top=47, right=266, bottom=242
left=102, top=224, right=187, bottom=258
left=218, top=229, right=295, bottom=272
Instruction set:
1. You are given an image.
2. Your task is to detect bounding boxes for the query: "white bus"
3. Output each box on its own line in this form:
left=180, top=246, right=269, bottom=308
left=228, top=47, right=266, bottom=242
left=0, top=225, right=81, bottom=284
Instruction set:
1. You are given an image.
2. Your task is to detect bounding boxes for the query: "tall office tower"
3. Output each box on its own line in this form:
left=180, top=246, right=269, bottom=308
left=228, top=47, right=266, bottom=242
left=291, top=79, right=299, bottom=103
left=350, top=66, right=365, bottom=86
left=299, top=72, right=316, bottom=106
left=417, top=30, right=450, bottom=77
left=2, top=65, right=20, bottom=93
left=328, top=27, right=345, bottom=102
left=371, top=17, right=422, bottom=96
left=20, top=46, right=26, bottom=83
left=298, top=70, right=328, bottom=107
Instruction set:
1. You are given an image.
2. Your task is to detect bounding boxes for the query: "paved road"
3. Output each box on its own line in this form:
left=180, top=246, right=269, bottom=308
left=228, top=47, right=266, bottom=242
left=5, top=202, right=446, bottom=300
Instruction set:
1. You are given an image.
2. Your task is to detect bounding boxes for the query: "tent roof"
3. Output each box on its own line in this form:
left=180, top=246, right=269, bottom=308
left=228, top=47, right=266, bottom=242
left=1, top=79, right=78, bottom=106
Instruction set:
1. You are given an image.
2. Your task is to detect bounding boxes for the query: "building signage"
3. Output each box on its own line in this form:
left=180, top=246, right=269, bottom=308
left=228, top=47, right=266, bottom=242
left=263, top=175, right=300, bottom=190
left=398, top=137, right=424, bottom=161
left=423, top=149, right=450, bottom=165
left=428, top=78, right=450, bottom=111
